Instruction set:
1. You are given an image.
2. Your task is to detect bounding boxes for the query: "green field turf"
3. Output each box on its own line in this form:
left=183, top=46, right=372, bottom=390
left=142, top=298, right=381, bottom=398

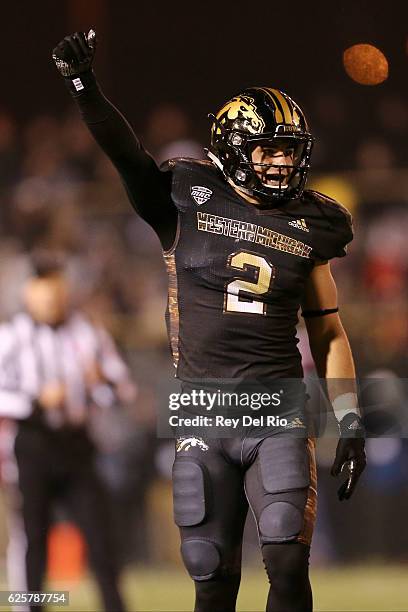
left=1, top=564, right=404, bottom=612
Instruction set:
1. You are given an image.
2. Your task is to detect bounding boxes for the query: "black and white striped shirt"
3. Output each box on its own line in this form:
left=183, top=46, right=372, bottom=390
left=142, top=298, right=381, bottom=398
left=0, top=311, right=131, bottom=426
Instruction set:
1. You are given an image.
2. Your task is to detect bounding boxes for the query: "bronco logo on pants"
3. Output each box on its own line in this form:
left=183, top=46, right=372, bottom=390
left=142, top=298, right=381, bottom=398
left=176, top=437, right=209, bottom=452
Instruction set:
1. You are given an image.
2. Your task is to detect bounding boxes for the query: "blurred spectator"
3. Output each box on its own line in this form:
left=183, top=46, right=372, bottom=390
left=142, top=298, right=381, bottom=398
left=144, top=104, right=203, bottom=164
left=0, top=111, right=19, bottom=190
left=377, top=94, right=408, bottom=134
left=355, top=138, right=394, bottom=174
left=60, top=113, right=98, bottom=181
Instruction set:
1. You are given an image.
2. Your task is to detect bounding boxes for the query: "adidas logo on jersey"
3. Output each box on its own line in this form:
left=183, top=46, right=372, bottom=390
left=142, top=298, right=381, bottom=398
left=288, top=218, right=309, bottom=232
left=191, top=185, right=213, bottom=205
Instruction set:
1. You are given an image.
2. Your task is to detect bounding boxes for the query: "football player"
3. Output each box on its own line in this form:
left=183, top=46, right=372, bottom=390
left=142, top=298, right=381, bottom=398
left=52, top=31, right=366, bottom=612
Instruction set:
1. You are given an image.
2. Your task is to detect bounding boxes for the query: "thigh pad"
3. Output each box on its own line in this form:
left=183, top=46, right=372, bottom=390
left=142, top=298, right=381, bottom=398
left=173, top=459, right=206, bottom=527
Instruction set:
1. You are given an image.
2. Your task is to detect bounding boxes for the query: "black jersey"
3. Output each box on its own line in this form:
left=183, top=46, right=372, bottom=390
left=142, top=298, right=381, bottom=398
left=163, top=158, right=352, bottom=380
left=67, top=72, right=352, bottom=382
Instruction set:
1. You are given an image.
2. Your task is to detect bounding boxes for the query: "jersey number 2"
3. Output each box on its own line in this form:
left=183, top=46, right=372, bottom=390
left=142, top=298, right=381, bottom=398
left=224, top=250, right=276, bottom=315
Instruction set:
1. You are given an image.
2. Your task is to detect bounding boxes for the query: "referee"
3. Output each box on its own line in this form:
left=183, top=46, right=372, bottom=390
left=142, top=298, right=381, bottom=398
left=0, top=258, right=135, bottom=612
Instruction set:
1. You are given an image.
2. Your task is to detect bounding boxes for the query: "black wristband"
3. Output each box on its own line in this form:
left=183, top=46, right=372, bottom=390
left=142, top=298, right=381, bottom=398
left=301, top=307, right=339, bottom=318
left=64, top=69, right=98, bottom=97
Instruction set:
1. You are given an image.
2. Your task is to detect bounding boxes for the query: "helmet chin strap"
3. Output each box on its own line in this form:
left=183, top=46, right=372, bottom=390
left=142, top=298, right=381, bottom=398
left=207, top=150, right=224, bottom=171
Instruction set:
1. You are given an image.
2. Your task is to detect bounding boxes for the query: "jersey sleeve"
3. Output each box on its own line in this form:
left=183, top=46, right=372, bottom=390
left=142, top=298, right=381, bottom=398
left=306, top=190, right=354, bottom=261
left=64, top=70, right=177, bottom=250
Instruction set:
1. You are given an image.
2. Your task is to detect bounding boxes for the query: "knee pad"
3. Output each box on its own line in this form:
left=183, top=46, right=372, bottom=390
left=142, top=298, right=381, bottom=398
left=181, top=539, right=220, bottom=581
left=259, top=501, right=304, bottom=543
left=173, top=459, right=207, bottom=527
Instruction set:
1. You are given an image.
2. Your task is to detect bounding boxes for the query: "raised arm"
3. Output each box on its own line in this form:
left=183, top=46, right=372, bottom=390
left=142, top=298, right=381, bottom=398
left=52, top=30, right=177, bottom=250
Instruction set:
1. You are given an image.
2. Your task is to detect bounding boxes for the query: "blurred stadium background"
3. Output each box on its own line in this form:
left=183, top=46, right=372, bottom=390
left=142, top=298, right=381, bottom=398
left=0, top=0, right=408, bottom=610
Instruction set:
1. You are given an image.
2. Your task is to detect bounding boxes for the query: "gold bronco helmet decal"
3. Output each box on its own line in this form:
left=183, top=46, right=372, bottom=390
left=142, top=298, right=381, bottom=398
left=214, top=95, right=266, bottom=135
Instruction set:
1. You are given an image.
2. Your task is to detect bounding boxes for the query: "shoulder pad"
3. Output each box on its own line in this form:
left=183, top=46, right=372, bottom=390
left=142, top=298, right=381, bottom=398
left=303, top=189, right=352, bottom=218
left=159, top=157, right=219, bottom=213
left=303, top=190, right=353, bottom=260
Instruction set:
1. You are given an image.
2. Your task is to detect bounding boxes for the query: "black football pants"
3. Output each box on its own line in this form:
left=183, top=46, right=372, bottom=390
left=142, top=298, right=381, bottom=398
left=14, top=422, right=124, bottom=612
left=172, top=435, right=316, bottom=612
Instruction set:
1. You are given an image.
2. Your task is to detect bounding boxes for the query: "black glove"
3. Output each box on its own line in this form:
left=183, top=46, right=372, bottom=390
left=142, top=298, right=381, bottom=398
left=331, top=412, right=366, bottom=501
left=52, top=29, right=96, bottom=77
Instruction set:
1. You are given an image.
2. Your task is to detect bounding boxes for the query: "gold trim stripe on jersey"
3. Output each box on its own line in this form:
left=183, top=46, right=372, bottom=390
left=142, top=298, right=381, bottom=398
left=163, top=253, right=180, bottom=369
left=298, top=437, right=317, bottom=546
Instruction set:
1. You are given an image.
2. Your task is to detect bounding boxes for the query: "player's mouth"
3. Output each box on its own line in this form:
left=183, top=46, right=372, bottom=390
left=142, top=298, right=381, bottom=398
left=264, top=172, right=289, bottom=185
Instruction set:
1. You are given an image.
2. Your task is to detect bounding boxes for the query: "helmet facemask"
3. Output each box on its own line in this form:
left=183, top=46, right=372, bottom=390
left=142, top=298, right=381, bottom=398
left=209, top=124, right=313, bottom=203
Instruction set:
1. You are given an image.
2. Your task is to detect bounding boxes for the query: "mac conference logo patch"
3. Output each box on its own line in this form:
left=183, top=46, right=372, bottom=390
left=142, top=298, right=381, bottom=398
left=191, top=185, right=213, bottom=205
